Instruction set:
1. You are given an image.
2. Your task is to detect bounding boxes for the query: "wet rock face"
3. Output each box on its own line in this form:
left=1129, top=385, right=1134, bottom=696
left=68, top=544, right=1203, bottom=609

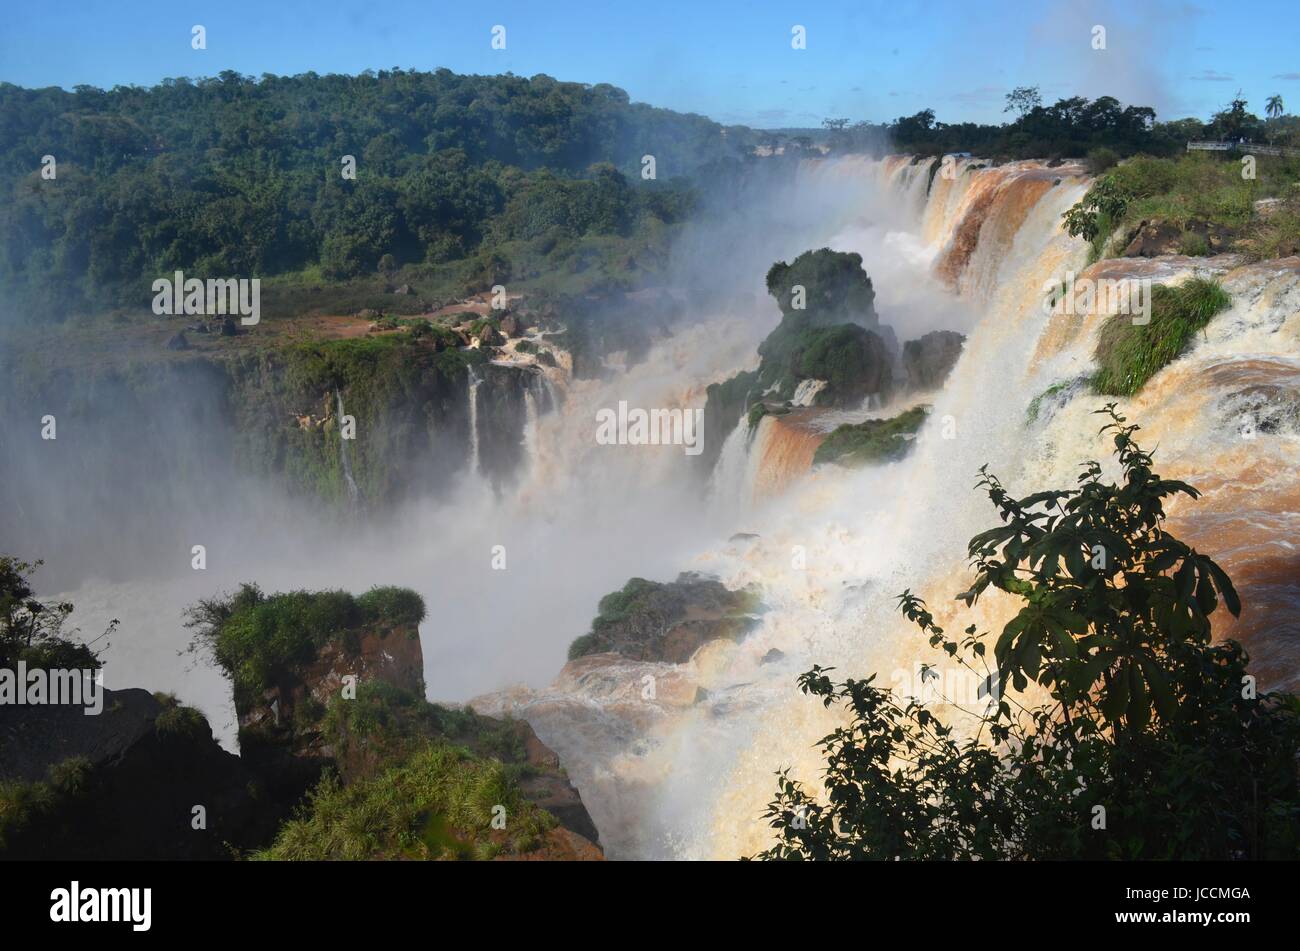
left=902, top=330, right=965, bottom=391
left=568, top=573, right=762, bottom=664
left=475, top=364, right=551, bottom=491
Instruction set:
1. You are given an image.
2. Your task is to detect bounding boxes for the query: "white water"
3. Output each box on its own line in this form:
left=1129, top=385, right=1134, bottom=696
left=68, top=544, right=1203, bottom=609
left=43, top=154, right=1300, bottom=861
left=466, top=366, right=483, bottom=476
left=336, top=389, right=361, bottom=507
left=476, top=156, right=1300, bottom=859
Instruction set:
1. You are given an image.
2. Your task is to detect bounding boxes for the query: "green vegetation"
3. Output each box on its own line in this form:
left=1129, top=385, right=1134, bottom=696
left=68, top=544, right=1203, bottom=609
left=256, top=743, right=555, bottom=860
left=153, top=693, right=213, bottom=743
left=756, top=407, right=1300, bottom=860
left=1091, top=278, right=1232, bottom=396
left=1025, top=377, right=1087, bottom=424
left=185, top=583, right=425, bottom=705
left=706, top=249, right=888, bottom=435
left=825, top=89, right=1298, bottom=163
left=0, top=69, right=763, bottom=322
left=0, top=758, right=93, bottom=853
left=1063, top=153, right=1300, bottom=262
left=764, top=248, right=878, bottom=327
left=226, top=333, right=488, bottom=507
left=812, top=406, right=928, bottom=468
left=756, top=252, right=886, bottom=404
left=0, top=556, right=105, bottom=671
left=568, top=575, right=761, bottom=661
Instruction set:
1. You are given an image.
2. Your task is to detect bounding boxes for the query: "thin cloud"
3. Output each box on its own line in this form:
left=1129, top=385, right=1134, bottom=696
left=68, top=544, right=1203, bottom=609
left=1189, top=69, right=1233, bottom=82
left=1273, top=72, right=1300, bottom=81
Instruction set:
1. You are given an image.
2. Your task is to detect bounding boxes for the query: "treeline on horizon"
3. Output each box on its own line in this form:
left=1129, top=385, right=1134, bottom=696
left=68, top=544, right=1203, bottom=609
left=793, top=88, right=1297, bottom=163
left=3, top=69, right=1293, bottom=325
left=0, top=68, right=768, bottom=321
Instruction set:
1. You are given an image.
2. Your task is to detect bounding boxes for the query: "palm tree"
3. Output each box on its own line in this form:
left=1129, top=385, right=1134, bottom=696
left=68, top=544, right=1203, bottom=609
left=1266, top=95, right=1284, bottom=120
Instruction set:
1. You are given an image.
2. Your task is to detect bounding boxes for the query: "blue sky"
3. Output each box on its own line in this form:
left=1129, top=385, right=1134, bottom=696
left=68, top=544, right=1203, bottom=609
left=2, top=0, right=1297, bottom=127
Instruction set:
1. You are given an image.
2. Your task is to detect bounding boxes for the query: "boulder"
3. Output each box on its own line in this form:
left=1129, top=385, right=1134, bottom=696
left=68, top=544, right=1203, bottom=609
left=476, top=325, right=505, bottom=348
left=1122, top=218, right=1234, bottom=257
left=568, top=573, right=762, bottom=664
left=902, top=330, right=965, bottom=391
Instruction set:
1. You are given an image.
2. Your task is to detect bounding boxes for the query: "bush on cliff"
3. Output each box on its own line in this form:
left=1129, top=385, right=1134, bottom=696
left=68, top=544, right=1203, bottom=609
left=186, top=583, right=426, bottom=704
left=0, top=556, right=105, bottom=672
left=256, top=742, right=556, bottom=860
left=705, top=248, right=892, bottom=434
left=1063, top=153, right=1300, bottom=262
left=754, top=407, right=1300, bottom=860
left=1091, top=277, right=1231, bottom=396
left=569, top=574, right=761, bottom=662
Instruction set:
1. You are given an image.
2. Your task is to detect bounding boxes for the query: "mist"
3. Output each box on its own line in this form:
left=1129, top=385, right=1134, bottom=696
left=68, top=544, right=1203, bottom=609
left=0, top=152, right=976, bottom=749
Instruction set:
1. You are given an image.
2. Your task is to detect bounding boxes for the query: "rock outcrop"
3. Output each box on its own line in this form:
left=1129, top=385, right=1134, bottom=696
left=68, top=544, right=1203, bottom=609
left=567, top=573, right=762, bottom=664
left=901, top=330, right=965, bottom=391
left=0, top=690, right=278, bottom=859
left=1122, top=218, right=1234, bottom=257
left=2, top=585, right=602, bottom=861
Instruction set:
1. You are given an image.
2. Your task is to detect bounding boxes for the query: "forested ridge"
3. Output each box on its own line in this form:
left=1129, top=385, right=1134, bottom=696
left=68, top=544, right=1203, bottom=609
left=0, top=68, right=760, bottom=320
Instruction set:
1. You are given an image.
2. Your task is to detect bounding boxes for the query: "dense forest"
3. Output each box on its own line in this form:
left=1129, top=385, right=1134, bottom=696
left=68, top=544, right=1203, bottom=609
left=804, top=89, right=1298, bottom=164
left=5, top=71, right=1292, bottom=325
left=0, top=69, right=762, bottom=320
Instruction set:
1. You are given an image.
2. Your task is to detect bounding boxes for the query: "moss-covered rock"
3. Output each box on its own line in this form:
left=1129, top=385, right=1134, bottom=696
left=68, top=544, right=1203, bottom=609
left=186, top=583, right=603, bottom=858
left=568, top=573, right=762, bottom=663
left=812, top=405, right=929, bottom=468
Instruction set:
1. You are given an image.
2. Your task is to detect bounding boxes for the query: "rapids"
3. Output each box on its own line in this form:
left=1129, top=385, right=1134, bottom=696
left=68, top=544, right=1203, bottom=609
left=43, top=154, right=1299, bottom=861
left=476, top=156, right=1300, bottom=859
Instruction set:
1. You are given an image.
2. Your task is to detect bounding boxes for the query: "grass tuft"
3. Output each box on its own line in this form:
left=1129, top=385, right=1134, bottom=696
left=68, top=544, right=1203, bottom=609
left=1091, top=277, right=1232, bottom=397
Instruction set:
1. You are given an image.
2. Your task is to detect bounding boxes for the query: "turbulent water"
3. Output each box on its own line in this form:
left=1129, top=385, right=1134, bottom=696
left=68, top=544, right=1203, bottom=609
left=41, top=154, right=1300, bottom=860
left=476, top=156, right=1300, bottom=859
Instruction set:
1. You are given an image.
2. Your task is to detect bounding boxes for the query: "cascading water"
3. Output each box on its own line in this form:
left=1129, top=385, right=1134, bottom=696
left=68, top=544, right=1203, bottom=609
left=38, top=150, right=1298, bottom=861
left=476, top=154, right=1300, bottom=860
left=466, top=366, right=483, bottom=476
left=335, top=389, right=361, bottom=507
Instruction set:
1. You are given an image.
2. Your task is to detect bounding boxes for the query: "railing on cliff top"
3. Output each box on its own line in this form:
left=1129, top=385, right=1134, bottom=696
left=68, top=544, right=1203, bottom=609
left=1187, top=140, right=1300, bottom=158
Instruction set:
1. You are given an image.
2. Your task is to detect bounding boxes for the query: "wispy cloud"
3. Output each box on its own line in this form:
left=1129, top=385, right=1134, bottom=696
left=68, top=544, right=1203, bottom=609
left=1189, top=69, right=1233, bottom=82
left=1273, top=72, right=1300, bottom=81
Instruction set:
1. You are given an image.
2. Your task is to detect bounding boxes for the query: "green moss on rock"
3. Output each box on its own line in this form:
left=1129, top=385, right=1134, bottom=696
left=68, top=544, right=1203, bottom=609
left=813, top=405, right=929, bottom=468
left=1091, top=278, right=1231, bottom=396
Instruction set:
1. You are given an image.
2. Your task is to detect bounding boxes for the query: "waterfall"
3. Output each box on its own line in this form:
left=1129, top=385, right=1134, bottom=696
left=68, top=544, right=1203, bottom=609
left=335, top=389, right=360, bottom=507
left=477, top=154, right=1300, bottom=859
left=522, top=376, right=541, bottom=473
left=466, top=366, right=483, bottom=476
left=45, top=150, right=1299, bottom=860
left=790, top=378, right=826, bottom=406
